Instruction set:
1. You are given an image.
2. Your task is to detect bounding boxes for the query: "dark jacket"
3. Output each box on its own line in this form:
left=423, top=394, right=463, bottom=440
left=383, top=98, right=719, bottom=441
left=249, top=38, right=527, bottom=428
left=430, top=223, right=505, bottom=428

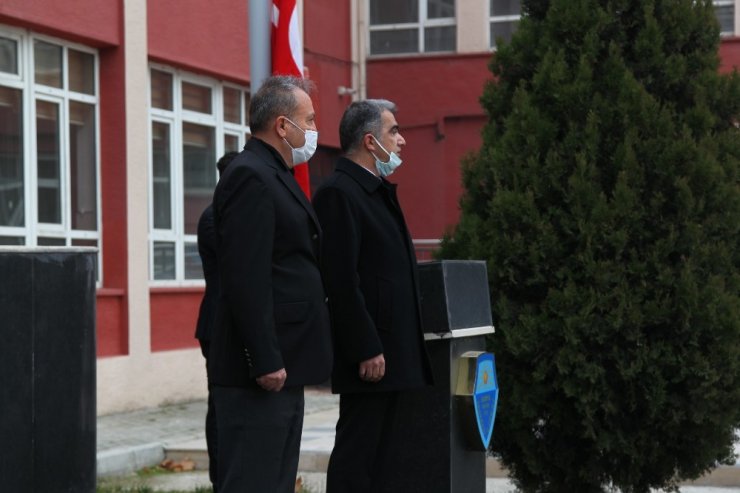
left=313, top=157, right=433, bottom=393
left=195, top=204, right=217, bottom=342
left=208, top=138, right=333, bottom=388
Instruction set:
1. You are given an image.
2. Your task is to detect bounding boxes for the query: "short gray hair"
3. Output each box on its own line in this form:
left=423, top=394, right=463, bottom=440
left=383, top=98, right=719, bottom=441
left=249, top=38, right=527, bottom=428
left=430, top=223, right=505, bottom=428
left=339, top=99, right=397, bottom=153
left=249, top=75, right=314, bottom=134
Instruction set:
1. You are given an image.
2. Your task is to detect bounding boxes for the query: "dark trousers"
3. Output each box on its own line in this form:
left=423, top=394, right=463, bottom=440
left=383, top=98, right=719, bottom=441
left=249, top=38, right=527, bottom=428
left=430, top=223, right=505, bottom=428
left=212, top=384, right=304, bottom=493
left=198, top=340, right=218, bottom=492
left=326, top=391, right=400, bottom=493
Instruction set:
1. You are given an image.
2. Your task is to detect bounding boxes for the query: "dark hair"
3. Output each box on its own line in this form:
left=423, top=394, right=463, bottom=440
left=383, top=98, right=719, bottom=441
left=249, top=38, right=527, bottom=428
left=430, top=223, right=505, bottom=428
left=339, top=99, right=397, bottom=153
left=217, top=151, right=239, bottom=177
left=248, top=75, right=314, bottom=134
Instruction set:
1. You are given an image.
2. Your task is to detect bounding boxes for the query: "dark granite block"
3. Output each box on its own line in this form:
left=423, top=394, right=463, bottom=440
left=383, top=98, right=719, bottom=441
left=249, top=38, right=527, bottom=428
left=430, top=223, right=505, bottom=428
left=0, top=249, right=97, bottom=492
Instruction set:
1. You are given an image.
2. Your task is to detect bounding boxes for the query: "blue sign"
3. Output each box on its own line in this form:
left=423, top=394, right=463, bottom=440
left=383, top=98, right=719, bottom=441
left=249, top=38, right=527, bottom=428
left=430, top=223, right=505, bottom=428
left=473, top=353, right=499, bottom=449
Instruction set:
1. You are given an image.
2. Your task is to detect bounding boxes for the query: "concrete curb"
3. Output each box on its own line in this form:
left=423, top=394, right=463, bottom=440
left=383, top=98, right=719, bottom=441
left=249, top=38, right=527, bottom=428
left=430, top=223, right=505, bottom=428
left=97, top=443, right=165, bottom=477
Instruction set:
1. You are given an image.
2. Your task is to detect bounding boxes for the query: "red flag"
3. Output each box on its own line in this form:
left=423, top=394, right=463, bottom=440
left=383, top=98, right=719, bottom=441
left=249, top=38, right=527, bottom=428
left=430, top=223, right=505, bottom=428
left=272, top=0, right=311, bottom=197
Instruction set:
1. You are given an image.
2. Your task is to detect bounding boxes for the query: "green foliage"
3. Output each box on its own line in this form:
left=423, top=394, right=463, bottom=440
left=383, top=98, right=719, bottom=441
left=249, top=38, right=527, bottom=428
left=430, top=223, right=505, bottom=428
left=441, top=0, right=740, bottom=491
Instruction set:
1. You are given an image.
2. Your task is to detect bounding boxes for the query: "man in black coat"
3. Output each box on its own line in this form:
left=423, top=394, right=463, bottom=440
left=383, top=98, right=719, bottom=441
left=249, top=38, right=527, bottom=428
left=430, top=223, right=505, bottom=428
left=194, top=150, right=237, bottom=493
left=209, top=75, right=332, bottom=493
left=313, top=99, right=433, bottom=492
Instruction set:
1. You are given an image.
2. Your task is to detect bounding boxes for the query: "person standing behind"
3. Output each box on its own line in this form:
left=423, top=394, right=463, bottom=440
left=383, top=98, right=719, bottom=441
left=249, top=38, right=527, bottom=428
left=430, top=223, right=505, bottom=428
left=313, top=99, right=433, bottom=492
left=209, top=75, right=332, bottom=493
left=194, top=150, right=238, bottom=493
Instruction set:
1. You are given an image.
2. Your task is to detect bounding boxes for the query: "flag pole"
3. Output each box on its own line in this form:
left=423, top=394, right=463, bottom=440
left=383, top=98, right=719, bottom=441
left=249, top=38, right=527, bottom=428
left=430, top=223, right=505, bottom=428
left=249, top=0, right=271, bottom=94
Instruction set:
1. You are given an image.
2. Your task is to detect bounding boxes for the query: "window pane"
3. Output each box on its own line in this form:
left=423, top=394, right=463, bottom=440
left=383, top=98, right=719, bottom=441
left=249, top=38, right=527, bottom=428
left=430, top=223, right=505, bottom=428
left=153, top=241, right=176, bottom=280
left=182, top=81, right=212, bottom=114
left=427, top=0, right=454, bottom=19
left=224, top=134, right=240, bottom=153
left=425, top=26, right=456, bottom=52
left=151, top=70, right=173, bottom=110
left=69, top=102, right=97, bottom=231
left=152, top=121, right=172, bottom=229
left=491, top=0, right=521, bottom=16
left=34, top=40, right=63, bottom=88
left=223, top=87, right=241, bottom=124
left=370, top=0, right=418, bottom=24
left=0, top=37, right=18, bottom=74
left=716, top=5, right=735, bottom=34
left=36, top=100, right=62, bottom=224
left=184, top=242, right=203, bottom=280
left=491, top=20, right=519, bottom=48
left=370, top=29, right=419, bottom=55
left=38, top=236, right=66, bottom=246
left=182, top=123, right=216, bottom=235
left=0, top=87, right=24, bottom=227
left=71, top=238, right=97, bottom=247
left=68, top=49, right=95, bottom=95
left=0, top=236, right=24, bottom=245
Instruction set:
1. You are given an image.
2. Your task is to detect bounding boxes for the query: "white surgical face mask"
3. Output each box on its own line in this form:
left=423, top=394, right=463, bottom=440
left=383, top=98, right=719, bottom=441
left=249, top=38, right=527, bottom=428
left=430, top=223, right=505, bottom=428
left=283, top=117, right=318, bottom=165
left=371, top=135, right=402, bottom=177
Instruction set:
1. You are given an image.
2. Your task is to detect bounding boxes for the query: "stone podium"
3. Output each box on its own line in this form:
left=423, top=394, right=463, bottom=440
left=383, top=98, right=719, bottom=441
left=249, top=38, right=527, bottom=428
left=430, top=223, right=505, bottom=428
left=0, top=248, right=97, bottom=492
left=389, top=260, right=496, bottom=493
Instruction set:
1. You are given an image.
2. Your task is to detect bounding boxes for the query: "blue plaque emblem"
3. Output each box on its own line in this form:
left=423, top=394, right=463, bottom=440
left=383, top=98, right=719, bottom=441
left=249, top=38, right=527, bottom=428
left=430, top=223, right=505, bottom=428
left=472, top=353, right=499, bottom=449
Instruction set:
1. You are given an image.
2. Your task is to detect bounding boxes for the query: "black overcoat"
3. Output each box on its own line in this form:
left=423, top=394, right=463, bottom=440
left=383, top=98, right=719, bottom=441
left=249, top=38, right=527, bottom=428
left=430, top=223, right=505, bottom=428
left=313, top=158, right=433, bottom=393
left=208, top=138, right=333, bottom=388
left=194, top=204, right=217, bottom=342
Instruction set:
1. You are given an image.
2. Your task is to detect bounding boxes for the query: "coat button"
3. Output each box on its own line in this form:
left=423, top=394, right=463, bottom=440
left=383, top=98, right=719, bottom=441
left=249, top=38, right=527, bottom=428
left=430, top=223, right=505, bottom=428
left=312, top=233, right=318, bottom=240
left=324, top=297, right=329, bottom=303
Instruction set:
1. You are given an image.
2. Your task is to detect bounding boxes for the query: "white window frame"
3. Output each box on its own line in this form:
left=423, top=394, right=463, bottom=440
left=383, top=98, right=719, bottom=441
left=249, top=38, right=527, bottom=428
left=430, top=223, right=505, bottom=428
left=147, top=63, right=251, bottom=286
left=489, top=1, right=521, bottom=50
left=714, top=0, right=736, bottom=36
left=0, top=25, right=102, bottom=279
left=368, top=0, right=457, bottom=56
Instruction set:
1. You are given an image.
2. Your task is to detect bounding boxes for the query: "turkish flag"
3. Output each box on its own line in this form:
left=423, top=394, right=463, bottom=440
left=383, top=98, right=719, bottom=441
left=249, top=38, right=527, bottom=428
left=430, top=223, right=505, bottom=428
left=272, top=0, right=311, bottom=197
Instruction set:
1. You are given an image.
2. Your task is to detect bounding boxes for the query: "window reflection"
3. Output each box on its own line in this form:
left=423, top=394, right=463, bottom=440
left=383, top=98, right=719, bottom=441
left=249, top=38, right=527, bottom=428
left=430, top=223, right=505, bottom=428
left=0, top=37, right=18, bottom=75
left=69, top=101, right=97, bottom=231
left=0, top=87, right=24, bottom=227
left=34, top=40, right=63, bottom=88
left=182, top=122, right=215, bottom=235
left=68, top=49, right=95, bottom=95
left=36, top=99, right=62, bottom=224
left=151, top=69, right=173, bottom=110
left=152, top=121, right=172, bottom=229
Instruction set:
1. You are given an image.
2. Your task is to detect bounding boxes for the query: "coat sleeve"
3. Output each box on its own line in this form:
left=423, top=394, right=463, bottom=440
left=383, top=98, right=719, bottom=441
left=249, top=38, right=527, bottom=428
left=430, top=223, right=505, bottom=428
left=217, top=166, right=283, bottom=378
left=313, top=185, right=384, bottom=363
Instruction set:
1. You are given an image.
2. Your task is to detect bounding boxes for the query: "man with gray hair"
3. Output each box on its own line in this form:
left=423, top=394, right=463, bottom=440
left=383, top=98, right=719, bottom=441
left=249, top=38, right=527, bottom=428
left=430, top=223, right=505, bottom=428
left=209, top=75, right=332, bottom=492
left=313, top=99, right=433, bottom=492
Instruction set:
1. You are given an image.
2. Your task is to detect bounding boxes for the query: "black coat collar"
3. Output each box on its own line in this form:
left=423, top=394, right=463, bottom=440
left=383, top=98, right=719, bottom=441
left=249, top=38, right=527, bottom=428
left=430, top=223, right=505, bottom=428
left=336, top=157, right=398, bottom=194
left=246, top=137, right=292, bottom=174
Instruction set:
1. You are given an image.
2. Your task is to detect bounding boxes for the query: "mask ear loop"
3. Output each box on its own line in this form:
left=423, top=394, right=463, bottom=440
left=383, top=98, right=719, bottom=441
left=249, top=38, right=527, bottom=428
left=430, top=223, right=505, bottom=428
left=370, top=134, right=391, bottom=163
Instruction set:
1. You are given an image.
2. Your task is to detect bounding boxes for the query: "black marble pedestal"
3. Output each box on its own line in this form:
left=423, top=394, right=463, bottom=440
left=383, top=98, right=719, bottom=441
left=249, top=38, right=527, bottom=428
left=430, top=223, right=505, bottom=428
left=386, top=260, right=494, bottom=492
left=389, top=335, right=489, bottom=493
left=0, top=248, right=97, bottom=492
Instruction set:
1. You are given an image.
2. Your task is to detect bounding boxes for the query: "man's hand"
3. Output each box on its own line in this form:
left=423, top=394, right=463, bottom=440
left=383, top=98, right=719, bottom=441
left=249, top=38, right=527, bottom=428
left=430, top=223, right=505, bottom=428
left=359, top=354, right=385, bottom=383
left=256, top=368, right=287, bottom=392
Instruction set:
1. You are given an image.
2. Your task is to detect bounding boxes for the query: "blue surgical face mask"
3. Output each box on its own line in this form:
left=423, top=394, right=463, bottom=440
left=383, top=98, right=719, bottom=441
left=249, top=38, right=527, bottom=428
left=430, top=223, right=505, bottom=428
left=283, top=117, right=318, bottom=165
left=370, top=136, right=402, bottom=177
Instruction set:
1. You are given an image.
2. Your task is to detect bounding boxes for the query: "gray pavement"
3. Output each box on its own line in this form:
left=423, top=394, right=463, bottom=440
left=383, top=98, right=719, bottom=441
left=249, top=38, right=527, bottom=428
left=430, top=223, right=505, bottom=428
left=97, top=386, right=740, bottom=492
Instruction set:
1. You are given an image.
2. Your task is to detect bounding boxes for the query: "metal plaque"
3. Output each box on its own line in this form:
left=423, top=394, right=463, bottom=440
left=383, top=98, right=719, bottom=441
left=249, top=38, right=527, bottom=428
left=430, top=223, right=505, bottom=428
left=455, top=351, right=499, bottom=451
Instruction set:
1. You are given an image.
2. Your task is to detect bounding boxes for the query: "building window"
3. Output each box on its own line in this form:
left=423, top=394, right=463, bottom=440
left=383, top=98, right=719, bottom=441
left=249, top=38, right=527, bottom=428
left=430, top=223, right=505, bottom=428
left=0, top=26, right=101, bottom=265
left=148, top=65, right=251, bottom=283
left=369, top=0, right=456, bottom=55
left=715, top=0, right=736, bottom=36
left=490, top=0, right=521, bottom=49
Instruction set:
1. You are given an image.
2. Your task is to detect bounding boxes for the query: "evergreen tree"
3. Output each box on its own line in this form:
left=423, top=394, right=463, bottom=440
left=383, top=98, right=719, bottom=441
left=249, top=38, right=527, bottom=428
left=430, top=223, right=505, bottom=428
left=441, top=0, right=740, bottom=491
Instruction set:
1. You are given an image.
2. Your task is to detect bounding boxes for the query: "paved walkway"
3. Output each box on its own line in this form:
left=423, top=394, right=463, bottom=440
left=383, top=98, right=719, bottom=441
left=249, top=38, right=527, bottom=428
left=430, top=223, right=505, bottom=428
left=97, top=387, right=740, bottom=492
